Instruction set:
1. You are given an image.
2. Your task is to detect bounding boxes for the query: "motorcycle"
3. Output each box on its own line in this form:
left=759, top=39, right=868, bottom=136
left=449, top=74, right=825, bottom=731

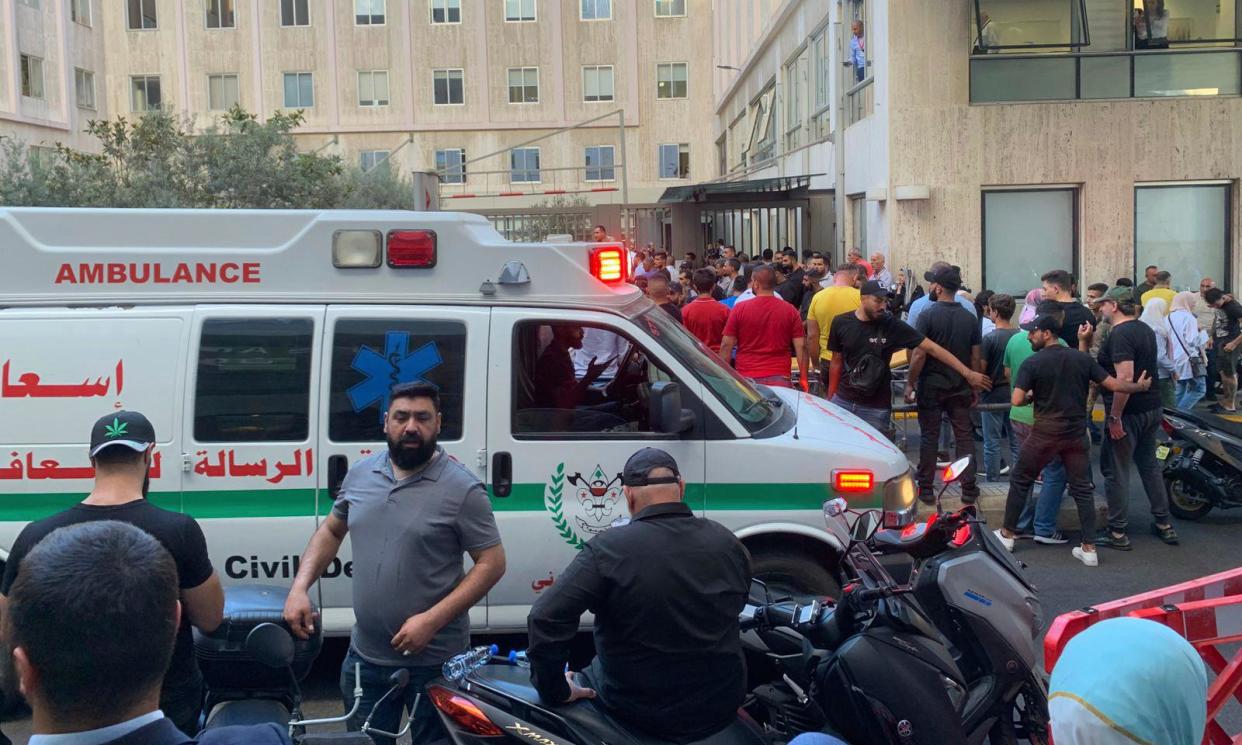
left=1159, top=408, right=1242, bottom=519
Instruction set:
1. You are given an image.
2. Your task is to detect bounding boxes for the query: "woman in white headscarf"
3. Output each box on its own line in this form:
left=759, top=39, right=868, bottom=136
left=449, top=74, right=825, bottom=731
left=1169, top=291, right=1209, bottom=410
left=1050, top=616, right=1207, bottom=744
left=1140, top=297, right=1177, bottom=408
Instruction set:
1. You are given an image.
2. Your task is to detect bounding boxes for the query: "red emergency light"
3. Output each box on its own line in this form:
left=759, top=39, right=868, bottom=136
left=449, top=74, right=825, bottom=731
left=590, top=245, right=627, bottom=284
left=387, top=230, right=437, bottom=268
left=832, top=470, right=874, bottom=493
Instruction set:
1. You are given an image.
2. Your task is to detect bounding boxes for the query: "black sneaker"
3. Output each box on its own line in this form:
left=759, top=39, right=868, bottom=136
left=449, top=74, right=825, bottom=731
left=1095, top=531, right=1133, bottom=551
left=1151, top=523, right=1180, bottom=545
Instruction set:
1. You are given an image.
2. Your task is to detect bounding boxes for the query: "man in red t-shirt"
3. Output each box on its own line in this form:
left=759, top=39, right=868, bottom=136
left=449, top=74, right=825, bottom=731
left=719, top=265, right=806, bottom=387
left=683, top=269, right=730, bottom=354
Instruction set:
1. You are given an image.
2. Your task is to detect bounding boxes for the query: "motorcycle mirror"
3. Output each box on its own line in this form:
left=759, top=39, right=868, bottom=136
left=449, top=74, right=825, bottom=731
left=942, top=456, right=972, bottom=485
left=389, top=668, right=410, bottom=689
left=246, top=623, right=296, bottom=670
left=850, top=510, right=881, bottom=542
left=822, top=498, right=853, bottom=547
left=748, top=578, right=772, bottom=604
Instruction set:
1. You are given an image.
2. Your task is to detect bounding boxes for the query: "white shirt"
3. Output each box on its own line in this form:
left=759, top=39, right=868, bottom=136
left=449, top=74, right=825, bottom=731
left=734, top=288, right=756, bottom=305
left=1149, top=11, right=1169, bottom=39
left=873, top=267, right=893, bottom=287
left=573, top=327, right=626, bottom=377
left=30, top=711, right=165, bottom=745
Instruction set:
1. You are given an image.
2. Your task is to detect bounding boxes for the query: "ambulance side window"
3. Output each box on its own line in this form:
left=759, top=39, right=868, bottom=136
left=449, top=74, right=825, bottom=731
left=328, top=319, right=467, bottom=442
left=194, top=318, right=314, bottom=442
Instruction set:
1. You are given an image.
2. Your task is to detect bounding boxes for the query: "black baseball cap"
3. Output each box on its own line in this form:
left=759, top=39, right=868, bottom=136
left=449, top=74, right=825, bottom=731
left=89, top=410, right=156, bottom=457
left=860, top=280, right=890, bottom=298
left=1020, top=313, right=1063, bottom=333
left=622, top=448, right=681, bottom=486
left=923, top=266, right=963, bottom=292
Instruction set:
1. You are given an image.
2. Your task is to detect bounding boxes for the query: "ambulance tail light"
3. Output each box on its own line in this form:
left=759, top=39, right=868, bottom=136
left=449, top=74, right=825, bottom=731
left=832, top=470, right=874, bottom=493
left=590, top=245, right=627, bottom=284
left=387, top=230, right=438, bottom=268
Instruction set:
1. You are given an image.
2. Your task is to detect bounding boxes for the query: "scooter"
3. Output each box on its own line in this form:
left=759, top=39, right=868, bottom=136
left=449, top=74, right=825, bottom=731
left=1160, top=408, right=1242, bottom=519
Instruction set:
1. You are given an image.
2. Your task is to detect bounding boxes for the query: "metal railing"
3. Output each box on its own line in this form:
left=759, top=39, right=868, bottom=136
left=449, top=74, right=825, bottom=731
left=845, top=77, right=874, bottom=126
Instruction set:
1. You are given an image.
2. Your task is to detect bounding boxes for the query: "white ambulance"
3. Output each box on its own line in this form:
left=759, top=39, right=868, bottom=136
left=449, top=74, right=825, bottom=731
left=0, top=208, right=916, bottom=634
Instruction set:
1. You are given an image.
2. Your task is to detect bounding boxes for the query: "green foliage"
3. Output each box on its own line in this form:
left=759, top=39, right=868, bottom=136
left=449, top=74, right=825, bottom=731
left=508, top=196, right=594, bottom=243
left=0, top=107, right=417, bottom=209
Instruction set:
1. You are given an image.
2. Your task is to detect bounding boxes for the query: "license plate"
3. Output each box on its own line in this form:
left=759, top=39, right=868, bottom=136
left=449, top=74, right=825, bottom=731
left=1156, top=445, right=1171, bottom=461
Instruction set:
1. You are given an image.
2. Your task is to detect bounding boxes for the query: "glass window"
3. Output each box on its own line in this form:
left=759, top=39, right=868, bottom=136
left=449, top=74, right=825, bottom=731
left=330, top=319, right=466, bottom=442
left=75, top=68, right=96, bottom=109
left=511, top=148, right=541, bottom=183
left=208, top=74, right=240, bottom=110
left=813, top=30, right=830, bottom=110
left=431, top=0, right=461, bottom=23
left=655, top=0, right=685, bottom=17
left=358, top=70, right=390, bottom=106
left=436, top=148, right=467, bottom=183
left=508, top=67, right=540, bottom=103
left=971, top=0, right=1089, bottom=53
left=283, top=72, right=314, bottom=108
left=659, top=143, right=689, bottom=179
left=359, top=150, right=391, bottom=172
left=1134, top=51, right=1242, bottom=96
left=850, top=195, right=868, bottom=255
left=747, top=88, right=776, bottom=161
left=19, top=56, right=44, bottom=99
left=195, top=318, right=314, bottom=442
left=581, top=0, right=610, bottom=20
left=355, top=0, right=385, bottom=25
left=281, top=0, right=310, bottom=26
left=585, top=145, right=615, bottom=181
left=433, top=69, right=464, bottom=104
left=71, top=0, right=91, bottom=26
left=505, top=0, right=536, bottom=21
left=131, top=75, right=162, bottom=111
left=656, top=62, right=688, bottom=98
left=128, top=0, right=157, bottom=29
left=983, top=189, right=1077, bottom=296
left=583, top=65, right=614, bottom=101
left=207, top=0, right=235, bottom=28
left=1136, top=185, right=1229, bottom=292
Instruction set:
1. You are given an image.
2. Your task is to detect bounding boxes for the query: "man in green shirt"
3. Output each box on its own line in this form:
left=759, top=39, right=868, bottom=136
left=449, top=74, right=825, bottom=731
left=1003, top=330, right=1069, bottom=543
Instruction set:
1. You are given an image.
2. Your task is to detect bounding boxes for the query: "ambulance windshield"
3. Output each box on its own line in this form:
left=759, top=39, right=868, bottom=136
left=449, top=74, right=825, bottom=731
left=635, top=307, right=777, bottom=432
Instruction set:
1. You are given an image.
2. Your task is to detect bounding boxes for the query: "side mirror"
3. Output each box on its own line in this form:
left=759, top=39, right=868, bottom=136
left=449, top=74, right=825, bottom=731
left=246, top=622, right=296, bottom=670
left=649, top=382, right=695, bottom=434
left=942, top=456, right=972, bottom=485
left=850, top=510, right=881, bottom=542
left=822, top=498, right=852, bottom=547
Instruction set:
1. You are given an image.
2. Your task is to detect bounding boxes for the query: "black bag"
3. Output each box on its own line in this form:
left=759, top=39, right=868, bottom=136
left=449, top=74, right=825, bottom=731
left=1171, top=318, right=1206, bottom=378
left=844, top=354, right=888, bottom=398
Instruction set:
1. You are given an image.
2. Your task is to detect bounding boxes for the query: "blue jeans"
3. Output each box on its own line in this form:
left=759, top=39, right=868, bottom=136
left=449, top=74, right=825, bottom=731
left=981, top=409, right=1018, bottom=481
left=830, top=394, right=894, bottom=440
left=1010, top=421, right=1067, bottom=537
left=1176, top=376, right=1207, bottom=410
left=340, top=647, right=448, bottom=745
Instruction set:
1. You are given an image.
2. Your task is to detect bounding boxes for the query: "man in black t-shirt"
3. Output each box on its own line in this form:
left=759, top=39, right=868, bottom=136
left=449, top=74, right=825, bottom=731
left=994, top=315, right=1152, bottom=568
left=1041, top=269, right=1097, bottom=349
left=828, top=281, right=988, bottom=441
left=981, top=294, right=1020, bottom=481
left=1206, top=287, right=1242, bottom=413
left=1093, top=290, right=1178, bottom=550
left=0, top=411, right=224, bottom=735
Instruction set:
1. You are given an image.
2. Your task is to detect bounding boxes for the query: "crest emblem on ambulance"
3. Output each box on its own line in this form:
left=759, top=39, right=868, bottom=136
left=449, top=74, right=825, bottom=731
left=545, top=463, right=624, bottom=549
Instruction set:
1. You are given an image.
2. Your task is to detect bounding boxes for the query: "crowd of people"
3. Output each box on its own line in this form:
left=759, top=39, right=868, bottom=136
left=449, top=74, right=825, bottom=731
left=623, top=232, right=1241, bottom=569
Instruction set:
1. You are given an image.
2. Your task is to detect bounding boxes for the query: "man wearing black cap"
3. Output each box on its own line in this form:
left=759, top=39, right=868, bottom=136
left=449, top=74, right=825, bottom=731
left=0, top=411, right=224, bottom=734
left=994, top=315, right=1153, bottom=567
left=526, top=448, right=751, bottom=743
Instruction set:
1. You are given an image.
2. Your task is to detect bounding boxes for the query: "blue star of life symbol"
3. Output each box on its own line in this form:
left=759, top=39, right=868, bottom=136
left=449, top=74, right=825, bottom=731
left=347, top=331, right=443, bottom=422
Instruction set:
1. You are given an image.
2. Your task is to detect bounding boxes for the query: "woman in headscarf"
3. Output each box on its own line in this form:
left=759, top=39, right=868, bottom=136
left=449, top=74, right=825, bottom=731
left=1140, top=297, right=1177, bottom=408
left=1169, top=290, right=1209, bottom=410
left=1050, top=616, right=1207, bottom=744
left=1018, top=288, right=1043, bottom=326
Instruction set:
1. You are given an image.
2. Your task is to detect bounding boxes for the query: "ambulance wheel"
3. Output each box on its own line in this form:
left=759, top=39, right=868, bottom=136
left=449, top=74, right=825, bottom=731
left=750, top=550, right=840, bottom=601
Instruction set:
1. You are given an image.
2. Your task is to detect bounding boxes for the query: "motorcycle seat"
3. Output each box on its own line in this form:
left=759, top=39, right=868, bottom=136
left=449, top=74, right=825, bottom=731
left=203, top=698, right=290, bottom=730
left=1171, top=407, right=1242, bottom=441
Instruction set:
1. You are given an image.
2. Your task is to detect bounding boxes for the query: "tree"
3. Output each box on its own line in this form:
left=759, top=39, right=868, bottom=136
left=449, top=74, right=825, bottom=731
left=508, top=196, right=594, bottom=242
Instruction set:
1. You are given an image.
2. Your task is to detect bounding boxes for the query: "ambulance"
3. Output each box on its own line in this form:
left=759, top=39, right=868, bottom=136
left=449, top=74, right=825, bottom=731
left=0, top=208, right=916, bottom=634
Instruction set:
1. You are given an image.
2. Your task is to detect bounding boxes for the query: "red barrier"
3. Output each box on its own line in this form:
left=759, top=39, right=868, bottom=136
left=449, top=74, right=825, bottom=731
left=1043, top=566, right=1242, bottom=745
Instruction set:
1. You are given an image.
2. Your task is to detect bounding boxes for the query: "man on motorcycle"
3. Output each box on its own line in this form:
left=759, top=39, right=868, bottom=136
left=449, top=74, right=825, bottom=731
left=526, top=448, right=752, bottom=743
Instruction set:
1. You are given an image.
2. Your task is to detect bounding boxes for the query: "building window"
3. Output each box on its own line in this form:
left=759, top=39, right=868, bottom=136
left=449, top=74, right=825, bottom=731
left=283, top=72, right=314, bottom=108
left=971, top=0, right=1089, bottom=53
left=505, top=0, right=536, bottom=22
left=746, top=87, right=776, bottom=162
left=658, top=143, right=689, bottom=179
left=656, top=62, right=687, bottom=98
left=850, top=195, right=867, bottom=255
left=358, top=70, right=390, bottom=106
left=206, top=0, right=235, bottom=28
left=360, top=150, right=391, bottom=172
left=19, top=55, right=44, bottom=100
left=281, top=0, right=310, bottom=26
left=583, top=65, right=614, bottom=102
left=131, top=75, right=162, bottom=111
left=581, top=0, right=610, bottom=20
left=982, top=189, right=1077, bottom=296
left=510, top=148, right=541, bottom=183
left=1136, top=184, right=1230, bottom=292
left=655, top=0, right=685, bottom=17
left=431, top=0, right=461, bottom=23
left=355, top=0, right=385, bottom=25
left=508, top=67, right=540, bottom=103
left=436, top=148, right=467, bottom=183
left=75, top=68, right=96, bottom=109
left=127, top=0, right=157, bottom=29
left=71, top=0, right=91, bottom=26
left=208, top=74, right=240, bottom=110
left=433, top=69, right=464, bottom=104
left=585, top=146, right=615, bottom=181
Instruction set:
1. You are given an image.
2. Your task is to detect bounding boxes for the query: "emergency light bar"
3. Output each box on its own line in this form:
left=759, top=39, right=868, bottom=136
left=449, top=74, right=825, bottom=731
left=590, top=245, right=627, bottom=284
left=832, top=470, right=874, bottom=493
left=387, top=230, right=437, bottom=268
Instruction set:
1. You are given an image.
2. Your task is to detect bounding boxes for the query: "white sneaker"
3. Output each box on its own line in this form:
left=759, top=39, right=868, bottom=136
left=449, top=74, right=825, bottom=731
left=1072, top=546, right=1099, bottom=567
left=999, top=465, right=1011, bottom=476
left=992, top=529, right=1015, bottom=552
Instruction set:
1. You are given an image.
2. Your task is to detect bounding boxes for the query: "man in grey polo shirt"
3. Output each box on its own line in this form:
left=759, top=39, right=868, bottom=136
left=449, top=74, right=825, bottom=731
left=283, top=382, right=506, bottom=745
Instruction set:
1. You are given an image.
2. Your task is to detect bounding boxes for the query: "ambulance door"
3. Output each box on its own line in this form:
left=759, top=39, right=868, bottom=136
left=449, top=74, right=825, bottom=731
left=486, top=309, right=709, bottom=630
left=181, top=307, right=324, bottom=596
left=317, top=306, right=489, bottom=634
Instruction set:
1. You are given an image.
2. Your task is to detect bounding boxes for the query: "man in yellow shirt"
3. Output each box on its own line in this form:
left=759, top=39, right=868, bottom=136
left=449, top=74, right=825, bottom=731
left=803, top=263, right=862, bottom=389
left=1140, top=271, right=1177, bottom=311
